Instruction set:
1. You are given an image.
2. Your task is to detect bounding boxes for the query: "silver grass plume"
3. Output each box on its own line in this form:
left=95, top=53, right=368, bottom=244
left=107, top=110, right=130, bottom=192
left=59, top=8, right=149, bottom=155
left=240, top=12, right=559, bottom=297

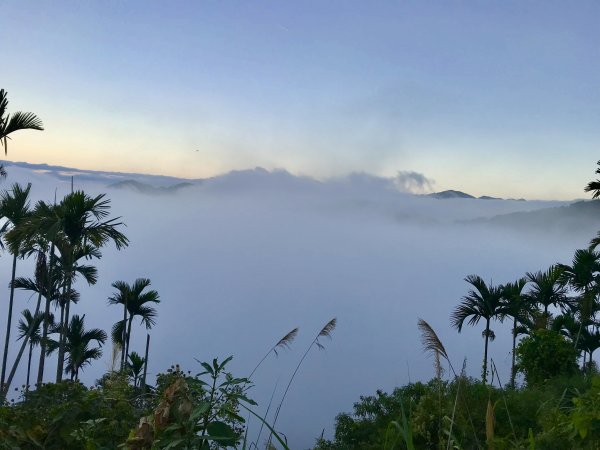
left=273, top=328, right=299, bottom=356
left=418, top=318, right=449, bottom=379
left=315, top=318, right=337, bottom=350
left=269, top=318, right=337, bottom=445
left=248, top=327, right=299, bottom=380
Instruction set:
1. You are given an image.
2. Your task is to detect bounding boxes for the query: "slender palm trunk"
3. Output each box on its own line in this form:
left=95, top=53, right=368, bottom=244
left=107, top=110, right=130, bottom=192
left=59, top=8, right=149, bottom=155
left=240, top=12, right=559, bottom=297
left=4, top=291, right=43, bottom=399
left=26, top=341, right=33, bottom=391
left=55, top=300, right=65, bottom=379
left=120, top=302, right=127, bottom=371
left=1, top=254, right=19, bottom=388
left=574, top=288, right=588, bottom=350
left=589, top=350, right=594, bottom=373
left=125, top=316, right=134, bottom=363
left=141, top=333, right=150, bottom=393
left=56, top=275, right=72, bottom=383
left=510, top=317, right=517, bottom=388
left=483, top=318, right=490, bottom=384
left=37, top=245, right=55, bottom=385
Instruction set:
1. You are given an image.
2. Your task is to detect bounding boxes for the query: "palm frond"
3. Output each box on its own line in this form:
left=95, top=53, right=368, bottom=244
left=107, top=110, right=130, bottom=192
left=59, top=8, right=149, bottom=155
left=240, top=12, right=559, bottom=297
left=111, top=320, right=126, bottom=346
left=4, top=111, right=44, bottom=134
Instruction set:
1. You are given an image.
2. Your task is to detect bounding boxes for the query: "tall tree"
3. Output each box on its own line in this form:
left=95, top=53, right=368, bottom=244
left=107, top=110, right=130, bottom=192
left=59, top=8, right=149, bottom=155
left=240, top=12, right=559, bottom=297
left=584, top=160, right=600, bottom=248
left=0, top=89, right=44, bottom=174
left=8, top=199, right=61, bottom=385
left=48, top=191, right=128, bottom=382
left=47, top=314, right=106, bottom=381
left=109, top=278, right=159, bottom=365
left=558, top=248, right=600, bottom=347
left=451, top=275, right=504, bottom=384
left=526, top=265, right=567, bottom=325
left=16, top=309, right=52, bottom=390
left=0, top=250, right=49, bottom=398
left=584, top=160, right=600, bottom=199
left=578, top=327, right=600, bottom=373
left=500, top=277, right=531, bottom=387
left=126, top=351, right=145, bottom=388
left=0, top=182, right=32, bottom=388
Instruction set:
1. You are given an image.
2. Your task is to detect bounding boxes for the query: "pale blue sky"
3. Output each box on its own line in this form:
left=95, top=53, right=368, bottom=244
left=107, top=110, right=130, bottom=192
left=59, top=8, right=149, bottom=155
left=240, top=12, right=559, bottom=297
left=1, top=1, right=598, bottom=199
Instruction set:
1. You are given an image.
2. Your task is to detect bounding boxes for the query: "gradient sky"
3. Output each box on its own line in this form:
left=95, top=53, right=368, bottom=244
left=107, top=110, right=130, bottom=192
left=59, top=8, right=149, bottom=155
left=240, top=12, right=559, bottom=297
left=1, top=1, right=599, bottom=199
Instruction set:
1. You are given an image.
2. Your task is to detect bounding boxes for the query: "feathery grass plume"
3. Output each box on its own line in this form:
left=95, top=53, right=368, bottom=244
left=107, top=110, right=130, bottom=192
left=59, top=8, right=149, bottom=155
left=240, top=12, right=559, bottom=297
left=418, top=318, right=449, bottom=379
left=268, top=318, right=337, bottom=445
left=248, top=327, right=298, bottom=381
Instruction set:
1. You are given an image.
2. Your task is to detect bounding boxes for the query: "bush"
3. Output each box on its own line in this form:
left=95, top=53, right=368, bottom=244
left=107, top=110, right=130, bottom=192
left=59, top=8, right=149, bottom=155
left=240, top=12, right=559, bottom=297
left=515, top=330, right=579, bottom=386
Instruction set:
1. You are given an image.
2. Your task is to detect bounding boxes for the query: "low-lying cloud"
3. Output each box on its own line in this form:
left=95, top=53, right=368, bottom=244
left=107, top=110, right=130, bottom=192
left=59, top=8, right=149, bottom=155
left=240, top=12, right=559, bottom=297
left=0, top=163, right=594, bottom=448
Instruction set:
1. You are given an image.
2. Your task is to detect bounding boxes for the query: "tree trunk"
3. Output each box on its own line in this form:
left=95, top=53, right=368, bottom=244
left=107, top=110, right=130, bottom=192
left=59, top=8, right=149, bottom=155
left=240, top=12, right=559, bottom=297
left=37, top=244, right=55, bottom=385
left=3, top=291, right=43, bottom=400
left=120, top=301, right=127, bottom=371
left=56, top=276, right=72, bottom=383
left=1, top=254, right=19, bottom=388
left=125, top=316, right=134, bottom=363
left=26, top=341, right=33, bottom=392
left=511, top=317, right=517, bottom=388
left=483, top=318, right=490, bottom=384
left=141, top=333, right=150, bottom=393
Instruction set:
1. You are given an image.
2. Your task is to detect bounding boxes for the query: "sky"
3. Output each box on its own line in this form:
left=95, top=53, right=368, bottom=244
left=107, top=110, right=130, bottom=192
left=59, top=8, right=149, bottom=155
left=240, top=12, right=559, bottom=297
left=1, top=1, right=599, bottom=199
left=1, top=163, right=598, bottom=447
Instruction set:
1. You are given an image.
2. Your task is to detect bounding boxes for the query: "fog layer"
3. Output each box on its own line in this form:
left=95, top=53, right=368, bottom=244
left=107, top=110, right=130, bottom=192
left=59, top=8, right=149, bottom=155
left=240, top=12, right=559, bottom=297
left=0, top=164, right=595, bottom=448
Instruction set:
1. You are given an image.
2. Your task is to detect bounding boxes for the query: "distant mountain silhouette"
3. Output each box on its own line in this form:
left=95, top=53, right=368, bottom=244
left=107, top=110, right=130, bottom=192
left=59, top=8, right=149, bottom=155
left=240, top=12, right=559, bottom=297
left=427, top=190, right=476, bottom=199
left=478, top=195, right=502, bottom=200
left=426, top=190, right=510, bottom=200
left=108, top=180, right=194, bottom=195
left=2, top=160, right=196, bottom=186
left=466, top=200, right=600, bottom=233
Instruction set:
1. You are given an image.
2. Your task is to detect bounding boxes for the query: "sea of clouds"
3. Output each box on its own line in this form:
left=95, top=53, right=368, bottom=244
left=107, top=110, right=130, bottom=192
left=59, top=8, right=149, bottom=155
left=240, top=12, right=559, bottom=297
left=0, top=162, right=596, bottom=448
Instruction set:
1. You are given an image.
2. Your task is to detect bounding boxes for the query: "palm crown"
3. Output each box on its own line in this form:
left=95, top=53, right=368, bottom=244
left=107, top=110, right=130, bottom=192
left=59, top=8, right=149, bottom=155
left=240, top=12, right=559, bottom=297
left=0, top=89, right=43, bottom=156
left=451, top=275, right=504, bottom=383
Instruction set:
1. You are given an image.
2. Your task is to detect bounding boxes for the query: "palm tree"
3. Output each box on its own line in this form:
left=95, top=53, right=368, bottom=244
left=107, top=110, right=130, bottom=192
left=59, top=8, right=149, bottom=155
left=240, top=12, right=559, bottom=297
left=0, top=182, right=32, bottom=388
left=126, top=351, right=145, bottom=388
left=48, top=191, right=128, bottom=382
left=47, top=314, right=106, bottom=381
left=0, top=89, right=44, bottom=173
left=16, top=309, right=53, bottom=390
left=0, top=250, right=52, bottom=398
left=451, top=275, right=504, bottom=384
left=7, top=199, right=61, bottom=385
left=558, top=249, right=600, bottom=347
left=499, top=277, right=530, bottom=387
left=526, top=265, right=567, bottom=325
left=108, top=278, right=159, bottom=367
left=578, top=327, right=600, bottom=373
left=584, top=160, right=600, bottom=199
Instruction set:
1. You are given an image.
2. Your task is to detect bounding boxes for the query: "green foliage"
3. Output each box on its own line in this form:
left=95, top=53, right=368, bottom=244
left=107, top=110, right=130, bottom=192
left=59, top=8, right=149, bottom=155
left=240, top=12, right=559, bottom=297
left=516, top=330, right=579, bottom=386
left=568, top=376, right=600, bottom=441
left=315, top=373, right=600, bottom=450
left=0, top=379, right=138, bottom=449
left=130, top=357, right=269, bottom=449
